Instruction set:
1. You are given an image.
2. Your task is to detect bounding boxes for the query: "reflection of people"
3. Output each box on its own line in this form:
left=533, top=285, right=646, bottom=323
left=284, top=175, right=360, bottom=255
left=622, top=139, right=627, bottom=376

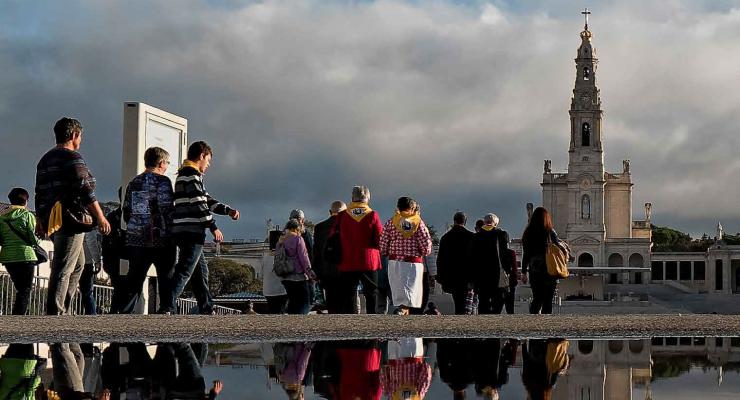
left=522, top=339, right=569, bottom=400
left=0, top=343, right=45, bottom=399
left=437, top=339, right=475, bottom=399
left=274, top=342, right=313, bottom=400
left=332, top=341, right=382, bottom=400
left=381, top=338, right=432, bottom=400
left=473, top=339, right=518, bottom=400
left=101, top=343, right=152, bottom=399
left=50, top=343, right=87, bottom=398
left=153, top=343, right=222, bottom=399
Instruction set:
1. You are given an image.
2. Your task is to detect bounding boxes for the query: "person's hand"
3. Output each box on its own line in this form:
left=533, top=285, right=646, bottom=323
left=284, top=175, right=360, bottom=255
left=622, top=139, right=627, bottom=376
left=35, top=223, right=47, bottom=239
left=229, top=209, right=240, bottom=221
left=212, top=380, right=224, bottom=395
left=98, top=216, right=111, bottom=235
left=521, top=273, right=528, bottom=284
left=99, top=389, right=111, bottom=400
left=212, top=229, right=224, bottom=243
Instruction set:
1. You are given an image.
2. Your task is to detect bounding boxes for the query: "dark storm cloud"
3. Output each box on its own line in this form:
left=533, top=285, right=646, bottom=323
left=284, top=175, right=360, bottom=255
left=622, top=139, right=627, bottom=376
left=1, top=1, right=739, bottom=239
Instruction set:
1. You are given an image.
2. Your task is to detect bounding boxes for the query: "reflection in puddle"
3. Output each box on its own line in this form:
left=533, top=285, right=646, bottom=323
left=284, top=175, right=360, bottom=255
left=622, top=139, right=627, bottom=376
left=1, top=338, right=739, bottom=399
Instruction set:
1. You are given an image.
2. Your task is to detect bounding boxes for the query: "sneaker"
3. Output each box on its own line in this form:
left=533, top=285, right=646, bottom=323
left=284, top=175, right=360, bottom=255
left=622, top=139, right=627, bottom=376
left=393, top=307, right=405, bottom=315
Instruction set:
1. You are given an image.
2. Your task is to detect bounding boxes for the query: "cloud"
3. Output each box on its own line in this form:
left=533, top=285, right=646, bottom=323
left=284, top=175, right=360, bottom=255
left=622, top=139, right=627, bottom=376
left=0, top=0, right=739, bottom=239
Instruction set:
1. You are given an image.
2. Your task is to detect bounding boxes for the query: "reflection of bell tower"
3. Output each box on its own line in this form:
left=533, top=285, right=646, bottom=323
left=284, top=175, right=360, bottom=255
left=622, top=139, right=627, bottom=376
left=567, top=8, right=606, bottom=240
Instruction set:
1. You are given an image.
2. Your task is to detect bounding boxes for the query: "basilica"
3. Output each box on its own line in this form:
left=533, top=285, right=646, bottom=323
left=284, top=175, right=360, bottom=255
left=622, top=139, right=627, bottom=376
left=539, top=16, right=652, bottom=288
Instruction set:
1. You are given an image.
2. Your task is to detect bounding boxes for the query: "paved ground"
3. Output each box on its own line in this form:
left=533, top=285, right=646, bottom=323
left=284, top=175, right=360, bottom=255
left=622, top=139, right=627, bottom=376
left=2, top=314, right=740, bottom=343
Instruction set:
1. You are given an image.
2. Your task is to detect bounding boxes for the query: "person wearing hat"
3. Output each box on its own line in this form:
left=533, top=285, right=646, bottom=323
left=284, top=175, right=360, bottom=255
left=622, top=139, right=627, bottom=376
left=289, top=209, right=313, bottom=260
left=468, top=213, right=512, bottom=315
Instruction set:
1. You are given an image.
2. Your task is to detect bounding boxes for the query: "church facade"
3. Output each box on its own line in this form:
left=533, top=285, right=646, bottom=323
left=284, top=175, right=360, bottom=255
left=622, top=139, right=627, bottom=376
left=540, top=20, right=652, bottom=286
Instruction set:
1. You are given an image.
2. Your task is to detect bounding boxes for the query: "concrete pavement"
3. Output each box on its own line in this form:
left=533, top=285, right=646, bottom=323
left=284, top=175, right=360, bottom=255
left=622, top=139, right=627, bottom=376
left=1, top=314, right=740, bottom=343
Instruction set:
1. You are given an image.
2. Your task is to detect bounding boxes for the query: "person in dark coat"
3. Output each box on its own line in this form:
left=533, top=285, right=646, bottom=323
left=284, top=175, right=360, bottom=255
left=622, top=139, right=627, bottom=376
left=437, top=339, right=475, bottom=399
left=312, top=201, right=347, bottom=314
left=468, top=213, right=512, bottom=315
left=521, top=207, right=559, bottom=315
left=436, top=211, right=475, bottom=315
left=505, top=249, right=520, bottom=314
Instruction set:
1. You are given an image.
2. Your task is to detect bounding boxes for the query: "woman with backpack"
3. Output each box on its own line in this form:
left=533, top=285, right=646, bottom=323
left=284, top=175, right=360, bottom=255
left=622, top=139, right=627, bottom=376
left=521, top=207, right=560, bottom=314
left=0, top=188, right=41, bottom=315
left=277, top=219, right=316, bottom=314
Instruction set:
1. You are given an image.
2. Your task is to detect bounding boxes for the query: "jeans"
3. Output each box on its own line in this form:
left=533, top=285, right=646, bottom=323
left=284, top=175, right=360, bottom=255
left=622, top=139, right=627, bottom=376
left=529, top=278, right=556, bottom=314
left=282, top=280, right=312, bottom=315
left=48, top=232, right=85, bottom=315
left=449, top=287, right=469, bottom=315
left=505, top=285, right=517, bottom=314
left=50, top=343, right=85, bottom=394
left=477, top=287, right=507, bottom=314
left=122, top=246, right=176, bottom=314
left=336, top=271, right=378, bottom=314
left=266, top=295, right=288, bottom=314
left=169, top=242, right=213, bottom=314
left=79, top=263, right=97, bottom=315
left=4, top=262, right=35, bottom=315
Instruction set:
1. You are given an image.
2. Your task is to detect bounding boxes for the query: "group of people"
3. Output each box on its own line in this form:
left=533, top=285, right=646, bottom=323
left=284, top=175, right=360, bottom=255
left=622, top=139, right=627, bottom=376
left=264, top=187, right=562, bottom=316
left=267, top=337, right=567, bottom=400
left=0, top=341, right=222, bottom=399
left=0, top=116, right=564, bottom=317
left=1, top=117, right=240, bottom=315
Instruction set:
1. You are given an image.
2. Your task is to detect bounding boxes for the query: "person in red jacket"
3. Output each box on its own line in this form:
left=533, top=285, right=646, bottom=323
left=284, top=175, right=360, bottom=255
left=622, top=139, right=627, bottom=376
left=333, top=185, right=383, bottom=314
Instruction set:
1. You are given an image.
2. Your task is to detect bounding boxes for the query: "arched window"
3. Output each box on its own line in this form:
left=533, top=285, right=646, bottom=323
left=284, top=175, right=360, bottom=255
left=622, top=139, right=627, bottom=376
left=581, top=194, right=591, bottom=219
left=608, top=340, right=624, bottom=354
left=629, top=253, right=644, bottom=268
left=582, top=122, right=591, bottom=146
left=578, top=340, right=594, bottom=355
left=578, top=253, right=594, bottom=268
left=583, top=66, right=590, bottom=80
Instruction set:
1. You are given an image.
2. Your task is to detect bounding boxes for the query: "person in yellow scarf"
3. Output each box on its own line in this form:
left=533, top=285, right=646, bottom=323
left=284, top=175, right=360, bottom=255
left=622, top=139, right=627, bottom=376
left=379, top=197, right=433, bottom=315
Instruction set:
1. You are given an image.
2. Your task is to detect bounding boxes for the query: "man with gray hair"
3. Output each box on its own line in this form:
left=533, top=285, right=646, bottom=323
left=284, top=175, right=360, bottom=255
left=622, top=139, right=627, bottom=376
left=332, top=185, right=382, bottom=313
left=312, top=200, right=347, bottom=313
left=468, top=213, right=512, bottom=314
left=290, top=209, right=313, bottom=261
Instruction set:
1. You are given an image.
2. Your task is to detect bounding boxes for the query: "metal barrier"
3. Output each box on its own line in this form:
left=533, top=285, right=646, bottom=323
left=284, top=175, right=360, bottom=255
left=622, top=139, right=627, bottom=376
left=1, top=272, right=240, bottom=315
left=175, top=297, right=241, bottom=315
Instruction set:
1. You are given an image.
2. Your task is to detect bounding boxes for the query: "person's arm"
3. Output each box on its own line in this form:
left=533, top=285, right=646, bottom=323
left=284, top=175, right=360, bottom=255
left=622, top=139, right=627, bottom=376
left=73, top=156, right=110, bottom=235
left=371, top=212, right=382, bottom=250
left=499, top=231, right=512, bottom=274
left=122, top=183, right=133, bottom=225
left=158, top=176, right=175, bottom=227
left=293, top=237, right=313, bottom=278
left=379, top=220, right=392, bottom=255
left=24, top=212, right=40, bottom=246
left=417, top=221, right=433, bottom=257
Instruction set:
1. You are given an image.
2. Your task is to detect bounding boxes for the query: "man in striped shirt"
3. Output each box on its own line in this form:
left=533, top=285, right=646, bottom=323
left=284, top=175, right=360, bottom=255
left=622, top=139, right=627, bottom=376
left=166, top=141, right=240, bottom=314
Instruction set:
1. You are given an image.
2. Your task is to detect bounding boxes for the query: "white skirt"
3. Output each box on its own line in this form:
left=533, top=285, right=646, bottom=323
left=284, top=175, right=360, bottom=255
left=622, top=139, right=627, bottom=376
left=388, top=260, right=424, bottom=308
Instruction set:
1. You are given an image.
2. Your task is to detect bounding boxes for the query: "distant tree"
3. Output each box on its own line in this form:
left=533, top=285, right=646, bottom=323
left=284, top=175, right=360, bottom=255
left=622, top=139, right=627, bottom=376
left=183, top=258, right=259, bottom=298
left=651, top=225, right=713, bottom=252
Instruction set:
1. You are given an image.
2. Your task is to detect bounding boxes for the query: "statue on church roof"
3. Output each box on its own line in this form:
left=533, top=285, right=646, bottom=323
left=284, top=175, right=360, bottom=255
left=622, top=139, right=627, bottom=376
left=623, top=159, right=630, bottom=174
left=717, top=222, right=724, bottom=241
left=644, top=203, right=652, bottom=222
left=544, top=159, right=552, bottom=173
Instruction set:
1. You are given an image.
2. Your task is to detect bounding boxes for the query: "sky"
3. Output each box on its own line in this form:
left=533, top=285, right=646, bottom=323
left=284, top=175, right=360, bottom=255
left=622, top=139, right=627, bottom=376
left=2, top=0, right=740, bottom=240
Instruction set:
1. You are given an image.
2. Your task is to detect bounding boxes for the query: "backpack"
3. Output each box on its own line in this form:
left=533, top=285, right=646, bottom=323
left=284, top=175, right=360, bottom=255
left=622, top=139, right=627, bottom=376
left=545, top=234, right=569, bottom=279
left=273, top=241, right=297, bottom=278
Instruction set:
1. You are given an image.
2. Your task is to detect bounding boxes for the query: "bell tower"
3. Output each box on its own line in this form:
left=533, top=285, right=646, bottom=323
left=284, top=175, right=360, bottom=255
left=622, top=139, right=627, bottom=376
left=566, top=8, right=606, bottom=244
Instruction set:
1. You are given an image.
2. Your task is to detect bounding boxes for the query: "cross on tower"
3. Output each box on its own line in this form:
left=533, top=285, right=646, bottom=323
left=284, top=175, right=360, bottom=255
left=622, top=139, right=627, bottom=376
left=582, top=8, right=591, bottom=30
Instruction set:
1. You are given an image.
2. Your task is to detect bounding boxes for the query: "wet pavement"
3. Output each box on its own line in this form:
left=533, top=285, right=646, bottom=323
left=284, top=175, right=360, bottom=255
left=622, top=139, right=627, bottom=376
left=1, top=314, right=740, bottom=342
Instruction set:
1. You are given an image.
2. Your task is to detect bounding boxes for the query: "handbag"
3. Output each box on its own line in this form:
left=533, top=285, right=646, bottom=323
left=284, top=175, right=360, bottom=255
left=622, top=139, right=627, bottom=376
left=323, top=214, right=343, bottom=266
left=273, top=242, right=297, bottom=278
left=496, top=236, right=509, bottom=289
left=546, top=234, right=569, bottom=279
left=4, top=219, right=48, bottom=264
left=62, top=199, right=97, bottom=233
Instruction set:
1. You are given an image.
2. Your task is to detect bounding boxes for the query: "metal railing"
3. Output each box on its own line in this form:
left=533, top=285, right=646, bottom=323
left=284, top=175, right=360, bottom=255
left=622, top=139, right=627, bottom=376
left=175, top=297, right=242, bottom=315
left=1, top=272, right=240, bottom=315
